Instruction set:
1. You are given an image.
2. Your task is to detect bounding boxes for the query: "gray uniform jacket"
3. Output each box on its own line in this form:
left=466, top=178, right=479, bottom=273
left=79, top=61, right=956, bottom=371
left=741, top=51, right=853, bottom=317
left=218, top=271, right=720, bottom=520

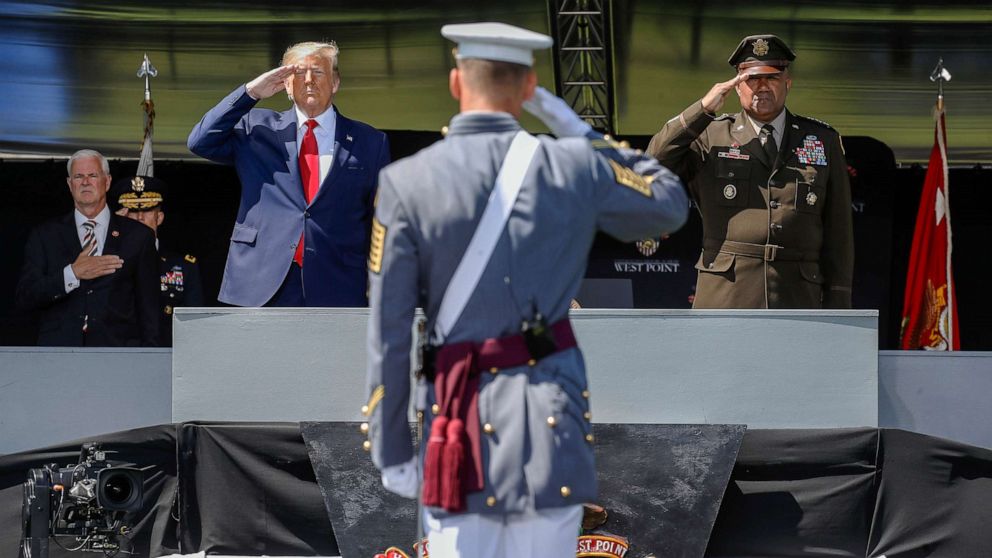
left=364, top=112, right=688, bottom=515
left=647, top=101, right=854, bottom=309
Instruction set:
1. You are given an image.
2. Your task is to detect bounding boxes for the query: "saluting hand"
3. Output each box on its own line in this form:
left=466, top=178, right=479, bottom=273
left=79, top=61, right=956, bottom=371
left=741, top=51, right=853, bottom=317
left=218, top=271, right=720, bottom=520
left=701, top=73, right=747, bottom=114
left=245, top=64, right=295, bottom=101
left=71, top=240, right=123, bottom=280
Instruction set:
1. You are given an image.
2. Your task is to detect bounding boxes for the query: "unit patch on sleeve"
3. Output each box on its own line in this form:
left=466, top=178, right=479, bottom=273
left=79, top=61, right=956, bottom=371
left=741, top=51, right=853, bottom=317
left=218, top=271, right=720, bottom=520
left=369, top=217, right=386, bottom=274
left=608, top=159, right=652, bottom=197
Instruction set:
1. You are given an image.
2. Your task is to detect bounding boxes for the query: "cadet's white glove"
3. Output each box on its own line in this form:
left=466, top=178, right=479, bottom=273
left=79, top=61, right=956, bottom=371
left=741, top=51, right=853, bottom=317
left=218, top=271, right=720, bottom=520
left=381, top=458, right=419, bottom=499
left=523, top=86, right=593, bottom=138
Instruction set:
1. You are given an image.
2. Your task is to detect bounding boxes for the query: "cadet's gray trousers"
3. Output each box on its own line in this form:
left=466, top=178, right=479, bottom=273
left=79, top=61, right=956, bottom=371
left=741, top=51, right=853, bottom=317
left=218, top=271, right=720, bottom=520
left=423, top=505, right=582, bottom=558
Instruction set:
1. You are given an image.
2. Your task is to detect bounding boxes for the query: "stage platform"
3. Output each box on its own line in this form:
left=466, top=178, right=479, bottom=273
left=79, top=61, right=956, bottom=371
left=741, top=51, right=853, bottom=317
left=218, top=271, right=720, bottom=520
left=170, top=308, right=878, bottom=427
left=4, top=308, right=992, bottom=455
left=3, top=308, right=992, bottom=556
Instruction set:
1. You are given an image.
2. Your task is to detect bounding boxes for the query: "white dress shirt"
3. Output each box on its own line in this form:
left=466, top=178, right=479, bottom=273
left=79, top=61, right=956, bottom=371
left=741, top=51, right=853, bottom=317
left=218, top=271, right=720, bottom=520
left=64, top=205, right=111, bottom=292
left=746, top=109, right=787, bottom=149
left=294, top=105, right=336, bottom=191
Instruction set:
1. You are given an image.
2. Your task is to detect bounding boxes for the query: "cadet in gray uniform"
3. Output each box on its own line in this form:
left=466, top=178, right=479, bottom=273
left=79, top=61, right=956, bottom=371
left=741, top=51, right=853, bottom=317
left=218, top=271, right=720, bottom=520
left=648, top=34, right=854, bottom=309
left=362, top=22, right=688, bottom=558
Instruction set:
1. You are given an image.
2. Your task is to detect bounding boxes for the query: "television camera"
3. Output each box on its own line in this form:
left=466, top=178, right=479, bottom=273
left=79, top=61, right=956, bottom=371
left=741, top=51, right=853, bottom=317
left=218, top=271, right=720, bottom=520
left=20, top=443, right=145, bottom=558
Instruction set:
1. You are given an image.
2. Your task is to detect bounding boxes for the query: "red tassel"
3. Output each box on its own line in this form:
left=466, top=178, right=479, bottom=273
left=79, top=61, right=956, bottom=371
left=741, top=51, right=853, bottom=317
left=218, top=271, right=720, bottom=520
left=422, top=416, right=448, bottom=507
left=441, top=418, right=466, bottom=512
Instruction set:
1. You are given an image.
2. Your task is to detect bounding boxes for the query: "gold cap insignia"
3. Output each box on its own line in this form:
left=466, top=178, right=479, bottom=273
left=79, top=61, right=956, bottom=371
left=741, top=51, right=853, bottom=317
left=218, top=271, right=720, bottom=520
left=118, top=191, right=163, bottom=210
left=131, top=176, right=145, bottom=192
left=752, top=38, right=770, bottom=56
left=806, top=191, right=818, bottom=206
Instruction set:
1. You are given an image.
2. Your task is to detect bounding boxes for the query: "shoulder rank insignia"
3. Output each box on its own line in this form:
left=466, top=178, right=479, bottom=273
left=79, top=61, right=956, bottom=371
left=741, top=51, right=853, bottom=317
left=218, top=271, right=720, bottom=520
left=608, top=160, right=652, bottom=197
left=794, top=114, right=835, bottom=131
left=184, top=254, right=196, bottom=264
left=369, top=218, right=386, bottom=274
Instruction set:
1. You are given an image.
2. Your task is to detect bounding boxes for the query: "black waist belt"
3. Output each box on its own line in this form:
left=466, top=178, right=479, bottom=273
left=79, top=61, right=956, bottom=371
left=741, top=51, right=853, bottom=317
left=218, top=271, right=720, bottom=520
left=704, top=239, right=818, bottom=262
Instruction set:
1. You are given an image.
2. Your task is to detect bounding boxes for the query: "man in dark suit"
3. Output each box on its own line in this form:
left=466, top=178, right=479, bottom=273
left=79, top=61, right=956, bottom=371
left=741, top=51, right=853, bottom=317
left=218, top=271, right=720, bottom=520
left=16, top=149, right=159, bottom=346
left=187, top=40, right=390, bottom=307
left=114, top=175, right=204, bottom=346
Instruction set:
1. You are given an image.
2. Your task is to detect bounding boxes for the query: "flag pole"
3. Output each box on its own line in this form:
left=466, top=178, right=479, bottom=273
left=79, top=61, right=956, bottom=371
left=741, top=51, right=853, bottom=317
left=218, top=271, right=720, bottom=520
left=931, top=58, right=954, bottom=349
left=929, top=58, right=950, bottom=113
left=136, top=54, right=158, bottom=177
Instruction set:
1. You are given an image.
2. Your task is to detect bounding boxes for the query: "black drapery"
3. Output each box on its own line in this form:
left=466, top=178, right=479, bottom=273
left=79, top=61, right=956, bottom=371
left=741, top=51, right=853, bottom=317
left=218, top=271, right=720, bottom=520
left=3, top=424, right=992, bottom=558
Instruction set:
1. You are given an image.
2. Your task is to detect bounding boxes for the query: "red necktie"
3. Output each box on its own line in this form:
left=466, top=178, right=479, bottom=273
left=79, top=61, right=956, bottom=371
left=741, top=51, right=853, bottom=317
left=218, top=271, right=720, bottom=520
left=294, top=119, right=319, bottom=266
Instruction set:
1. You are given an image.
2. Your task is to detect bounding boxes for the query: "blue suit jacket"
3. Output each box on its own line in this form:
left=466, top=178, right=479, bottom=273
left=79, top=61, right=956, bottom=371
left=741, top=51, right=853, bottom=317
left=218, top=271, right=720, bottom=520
left=188, top=85, right=390, bottom=306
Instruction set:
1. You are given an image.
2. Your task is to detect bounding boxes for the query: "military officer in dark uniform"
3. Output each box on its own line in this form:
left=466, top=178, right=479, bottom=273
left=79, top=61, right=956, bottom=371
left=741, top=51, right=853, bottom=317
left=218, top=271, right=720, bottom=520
left=116, top=175, right=204, bottom=345
left=363, top=22, right=687, bottom=558
left=648, top=34, right=854, bottom=308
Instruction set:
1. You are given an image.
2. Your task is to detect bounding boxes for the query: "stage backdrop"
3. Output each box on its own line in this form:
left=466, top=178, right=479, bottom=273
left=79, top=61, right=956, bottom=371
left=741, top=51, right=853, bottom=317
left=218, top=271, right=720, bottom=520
left=0, top=0, right=990, bottom=162
left=3, top=135, right=991, bottom=349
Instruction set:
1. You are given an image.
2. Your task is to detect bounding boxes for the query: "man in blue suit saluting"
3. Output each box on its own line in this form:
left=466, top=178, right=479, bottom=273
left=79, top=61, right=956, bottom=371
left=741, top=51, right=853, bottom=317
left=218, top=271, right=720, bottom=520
left=188, top=41, right=390, bottom=306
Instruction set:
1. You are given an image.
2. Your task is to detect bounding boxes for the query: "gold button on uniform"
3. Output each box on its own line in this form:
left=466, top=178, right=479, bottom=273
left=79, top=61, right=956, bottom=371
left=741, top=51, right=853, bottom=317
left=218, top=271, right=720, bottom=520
left=431, top=403, right=441, bottom=415
left=483, top=423, right=495, bottom=435
left=489, top=367, right=499, bottom=373
left=585, top=433, right=595, bottom=443
left=583, top=411, right=592, bottom=421
left=359, top=422, right=369, bottom=434
left=486, top=496, right=497, bottom=507
left=361, top=405, right=369, bottom=416
left=546, top=416, right=557, bottom=427
left=527, top=359, right=536, bottom=366
left=362, top=440, right=371, bottom=452
left=560, top=486, right=571, bottom=498
left=582, top=390, right=590, bottom=399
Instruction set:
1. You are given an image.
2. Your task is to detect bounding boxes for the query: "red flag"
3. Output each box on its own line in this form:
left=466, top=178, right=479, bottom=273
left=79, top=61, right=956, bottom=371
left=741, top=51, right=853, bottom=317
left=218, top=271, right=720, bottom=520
left=899, top=104, right=959, bottom=350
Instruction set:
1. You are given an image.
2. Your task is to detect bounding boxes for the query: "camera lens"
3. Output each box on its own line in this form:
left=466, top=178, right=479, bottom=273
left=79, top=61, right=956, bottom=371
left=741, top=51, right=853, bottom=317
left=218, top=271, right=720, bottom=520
left=102, top=474, right=133, bottom=504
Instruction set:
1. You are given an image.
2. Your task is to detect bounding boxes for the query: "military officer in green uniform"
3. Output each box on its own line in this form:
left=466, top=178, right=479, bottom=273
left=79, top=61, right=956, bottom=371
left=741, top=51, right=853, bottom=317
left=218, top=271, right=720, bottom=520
left=648, top=34, right=854, bottom=308
left=116, top=175, right=204, bottom=345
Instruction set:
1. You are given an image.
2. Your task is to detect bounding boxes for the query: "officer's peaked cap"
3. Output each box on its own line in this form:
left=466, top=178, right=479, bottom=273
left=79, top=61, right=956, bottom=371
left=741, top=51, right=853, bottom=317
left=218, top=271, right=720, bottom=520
left=442, top=22, right=552, bottom=67
left=114, top=175, right=167, bottom=211
left=729, top=34, right=796, bottom=76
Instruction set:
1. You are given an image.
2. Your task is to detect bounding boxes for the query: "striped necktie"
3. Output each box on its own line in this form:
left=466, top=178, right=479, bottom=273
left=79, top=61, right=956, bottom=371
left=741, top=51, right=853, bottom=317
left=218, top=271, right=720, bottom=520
left=81, top=219, right=97, bottom=334
left=82, top=220, right=97, bottom=256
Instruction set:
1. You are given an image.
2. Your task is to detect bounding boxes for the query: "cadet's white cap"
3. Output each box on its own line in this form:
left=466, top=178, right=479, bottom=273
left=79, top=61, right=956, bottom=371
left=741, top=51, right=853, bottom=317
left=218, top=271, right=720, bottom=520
left=441, top=22, right=553, bottom=67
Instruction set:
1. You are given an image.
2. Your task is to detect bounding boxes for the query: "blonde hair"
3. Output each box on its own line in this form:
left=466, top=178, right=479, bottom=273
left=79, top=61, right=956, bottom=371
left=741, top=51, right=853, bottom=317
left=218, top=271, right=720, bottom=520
left=282, top=41, right=339, bottom=72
